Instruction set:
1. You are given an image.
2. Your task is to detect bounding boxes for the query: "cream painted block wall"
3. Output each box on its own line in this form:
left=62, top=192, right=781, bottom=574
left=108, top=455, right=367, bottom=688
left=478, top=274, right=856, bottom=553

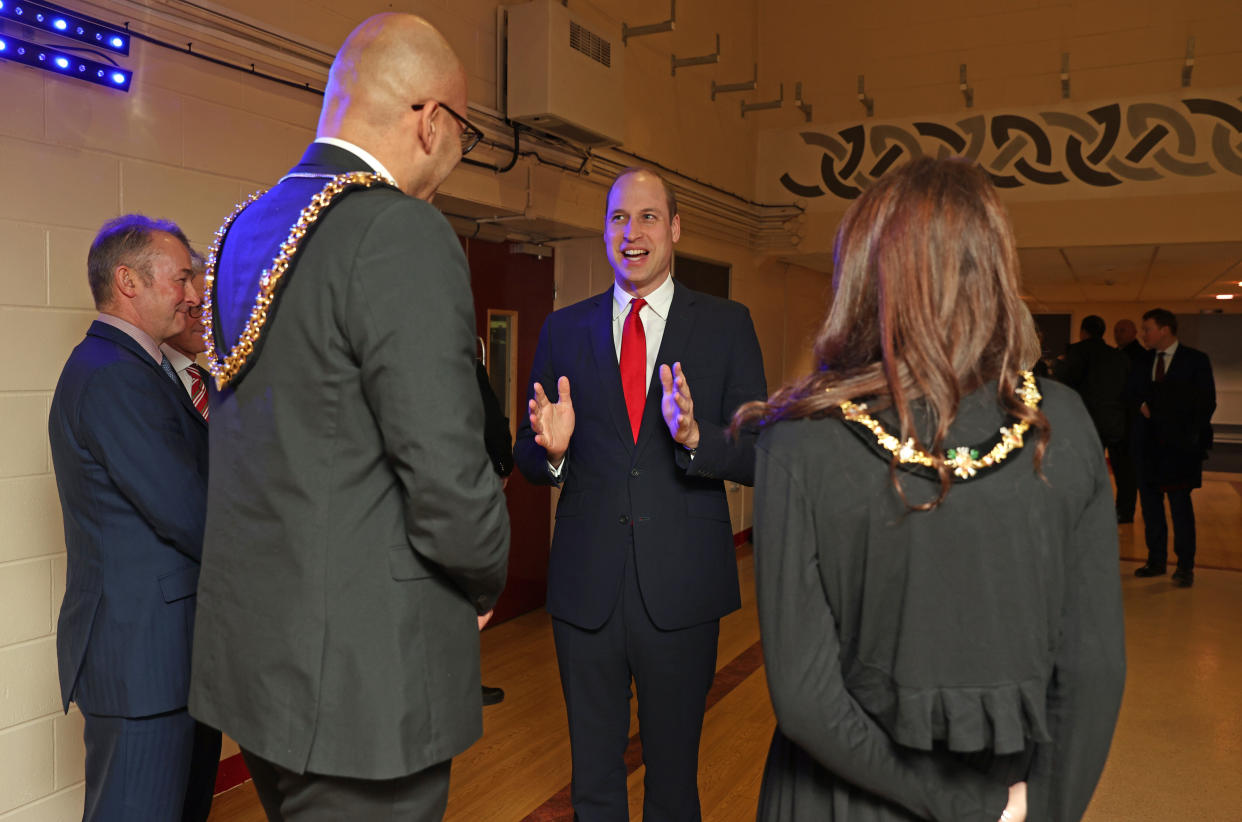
left=758, top=0, right=1242, bottom=125
left=0, top=15, right=317, bottom=818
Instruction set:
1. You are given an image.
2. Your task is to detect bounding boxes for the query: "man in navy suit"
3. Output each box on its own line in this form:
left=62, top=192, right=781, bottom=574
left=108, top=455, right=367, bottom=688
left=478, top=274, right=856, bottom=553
left=49, top=215, right=219, bottom=821
left=1130, top=308, right=1216, bottom=587
left=515, top=168, right=766, bottom=820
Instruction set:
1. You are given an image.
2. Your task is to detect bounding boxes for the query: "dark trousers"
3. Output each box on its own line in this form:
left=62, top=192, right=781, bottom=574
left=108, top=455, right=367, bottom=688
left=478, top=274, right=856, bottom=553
left=1138, top=481, right=1196, bottom=571
left=81, top=708, right=221, bottom=822
left=241, top=750, right=451, bottom=822
left=1108, top=439, right=1137, bottom=521
left=552, top=545, right=720, bottom=822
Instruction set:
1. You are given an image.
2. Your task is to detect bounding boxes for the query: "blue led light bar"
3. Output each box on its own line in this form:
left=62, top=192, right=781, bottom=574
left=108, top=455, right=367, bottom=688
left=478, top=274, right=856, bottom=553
left=0, top=0, right=130, bottom=56
left=0, top=32, right=131, bottom=90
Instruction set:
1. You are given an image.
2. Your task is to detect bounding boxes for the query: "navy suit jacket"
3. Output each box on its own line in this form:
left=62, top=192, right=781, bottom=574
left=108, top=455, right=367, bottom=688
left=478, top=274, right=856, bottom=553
left=515, top=283, right=767, bottom=630
left=1129, top=343, right=1215, bottom=488
left=49, top=320, right=208, bottom=716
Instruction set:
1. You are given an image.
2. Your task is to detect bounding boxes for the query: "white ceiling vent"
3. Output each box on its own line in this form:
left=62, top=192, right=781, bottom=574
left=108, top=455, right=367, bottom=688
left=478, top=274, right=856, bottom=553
left=507, top=0, right=625, bottom=147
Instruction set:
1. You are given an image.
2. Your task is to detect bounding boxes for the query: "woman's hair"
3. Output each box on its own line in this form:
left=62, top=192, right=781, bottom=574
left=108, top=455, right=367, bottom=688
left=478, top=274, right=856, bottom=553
left=734, top=156, right=1049, bottom=509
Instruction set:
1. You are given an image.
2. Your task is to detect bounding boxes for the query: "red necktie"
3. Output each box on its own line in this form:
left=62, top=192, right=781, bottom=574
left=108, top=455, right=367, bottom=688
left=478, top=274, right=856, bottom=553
left=1154, top=351, right=1166, bottom=383
left=189, top=364, right=210, bottom=421
left=620, top=298, right=647, bottom=442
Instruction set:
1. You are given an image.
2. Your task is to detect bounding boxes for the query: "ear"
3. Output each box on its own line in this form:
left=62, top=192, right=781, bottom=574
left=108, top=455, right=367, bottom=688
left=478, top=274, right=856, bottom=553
left=415, top=102, right=439, bottom=155
left=670, top=213, right=681, bottom=243
left=113, top=265, right=140, bottom=299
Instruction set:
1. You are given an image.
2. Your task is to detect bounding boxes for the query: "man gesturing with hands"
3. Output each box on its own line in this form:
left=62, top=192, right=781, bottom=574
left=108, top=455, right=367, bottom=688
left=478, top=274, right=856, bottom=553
left=516, top=167, right=766, bottom=822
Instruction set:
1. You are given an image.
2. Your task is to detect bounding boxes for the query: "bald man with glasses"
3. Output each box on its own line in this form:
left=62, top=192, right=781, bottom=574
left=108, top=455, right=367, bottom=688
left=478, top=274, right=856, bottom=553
left=189, top=14, right=509, bottom=820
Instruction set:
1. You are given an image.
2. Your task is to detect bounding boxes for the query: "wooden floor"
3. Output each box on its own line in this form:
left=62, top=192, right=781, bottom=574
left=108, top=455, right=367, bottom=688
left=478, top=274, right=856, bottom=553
left=208, top=472, right=1242, bottom=821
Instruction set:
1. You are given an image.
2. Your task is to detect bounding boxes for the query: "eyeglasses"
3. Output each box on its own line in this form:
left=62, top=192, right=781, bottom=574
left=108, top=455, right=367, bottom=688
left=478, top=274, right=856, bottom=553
left=411, top=101, right=484, bottom=156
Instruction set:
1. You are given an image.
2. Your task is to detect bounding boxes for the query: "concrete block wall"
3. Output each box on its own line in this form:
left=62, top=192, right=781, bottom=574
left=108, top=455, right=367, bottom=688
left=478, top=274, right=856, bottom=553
left=0, top=9, right=319, bottom=815
left=757, top=0, right=1242, bottom=125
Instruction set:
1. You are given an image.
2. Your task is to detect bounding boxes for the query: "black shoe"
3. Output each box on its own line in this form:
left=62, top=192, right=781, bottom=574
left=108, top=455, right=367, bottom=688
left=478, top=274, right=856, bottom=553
left=482, top=685, right=505, bottom=706
left=1116, top=514, right=1134, bottom=524
left=1134, top=564, right=1166, bottom=578
left=1171, top=569, right=1194, bottom=588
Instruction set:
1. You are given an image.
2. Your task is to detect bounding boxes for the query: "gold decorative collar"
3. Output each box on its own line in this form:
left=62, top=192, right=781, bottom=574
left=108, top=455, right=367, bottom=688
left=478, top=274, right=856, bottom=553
left=839, top=371, right=1041, bottom=480
left=201, top=171, right=397, bottom=389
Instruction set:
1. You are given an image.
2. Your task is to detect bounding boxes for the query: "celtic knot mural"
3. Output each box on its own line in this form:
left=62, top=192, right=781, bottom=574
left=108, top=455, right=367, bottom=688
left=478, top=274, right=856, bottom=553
left=778, top=95, right=1242, bottom=200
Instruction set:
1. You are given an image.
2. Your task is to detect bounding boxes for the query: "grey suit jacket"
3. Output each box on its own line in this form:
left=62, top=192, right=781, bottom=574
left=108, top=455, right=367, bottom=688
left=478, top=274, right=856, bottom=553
left=188, top=143, right=509, bottom=779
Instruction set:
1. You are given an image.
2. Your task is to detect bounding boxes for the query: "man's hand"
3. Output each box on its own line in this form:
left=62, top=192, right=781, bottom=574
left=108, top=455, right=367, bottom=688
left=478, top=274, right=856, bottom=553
left=660, top=362, right=699, bottom=450
left=1140, top=401, right=1151, bottom=419
left=529, top=376, right=574, bottom=467
left=478, top=610, right=493, bottom=631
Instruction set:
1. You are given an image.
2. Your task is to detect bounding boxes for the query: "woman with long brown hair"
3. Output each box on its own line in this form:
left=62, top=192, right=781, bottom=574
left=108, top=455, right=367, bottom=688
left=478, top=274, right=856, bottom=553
left=742, top=157, right=1125, bottom=822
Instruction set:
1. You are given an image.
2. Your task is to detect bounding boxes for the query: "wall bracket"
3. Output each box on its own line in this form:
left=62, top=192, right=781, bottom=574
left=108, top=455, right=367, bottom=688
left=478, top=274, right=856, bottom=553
left=712, top=62, right=757, bottom=101
left=741, top=83, right=783, bottom=117
left=623, top=0, right=675, bottom=45
left=794, top=81, right=812, bottom=122
left=857, top=74, right=874, bottom=117
left=672, top=33, right=719, bottom=76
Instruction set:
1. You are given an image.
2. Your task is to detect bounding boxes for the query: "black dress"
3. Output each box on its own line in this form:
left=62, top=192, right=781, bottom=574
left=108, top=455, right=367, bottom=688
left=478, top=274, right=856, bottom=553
left=753, top=379, right=1125, bottom=822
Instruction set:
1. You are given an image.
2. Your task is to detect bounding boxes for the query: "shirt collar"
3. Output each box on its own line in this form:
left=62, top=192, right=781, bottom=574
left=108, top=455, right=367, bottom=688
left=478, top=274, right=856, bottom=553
left=313, top=137, right=398, bottom=185
left=612, top=274, right=675, bottom=321
left=159, top=343, right=193, bottom=373
left=1158, top=339, right=1179, bottom=358
left=96, top=313, right=163, bottom=364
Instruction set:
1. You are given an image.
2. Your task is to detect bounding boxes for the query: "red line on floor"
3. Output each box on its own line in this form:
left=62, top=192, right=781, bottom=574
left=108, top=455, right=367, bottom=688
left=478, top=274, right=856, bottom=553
left=212, top=752, right=251, bottom=795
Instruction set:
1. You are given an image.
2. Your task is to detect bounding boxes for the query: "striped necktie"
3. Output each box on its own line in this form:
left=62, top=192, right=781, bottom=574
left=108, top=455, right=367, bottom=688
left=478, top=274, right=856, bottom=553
left=188, top=364, right=210, bottom=421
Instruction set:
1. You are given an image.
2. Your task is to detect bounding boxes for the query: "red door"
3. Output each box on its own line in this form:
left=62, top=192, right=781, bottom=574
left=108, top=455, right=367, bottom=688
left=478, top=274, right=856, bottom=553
left=463, top=237, right=555, bottom=624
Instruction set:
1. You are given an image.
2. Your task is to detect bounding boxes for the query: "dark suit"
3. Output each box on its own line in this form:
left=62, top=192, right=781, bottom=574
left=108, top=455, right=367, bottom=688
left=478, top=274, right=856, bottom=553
left=1054, top=336, right=1129, bottom=446
left=49, top=320, right=219, bottom=821
left=1129, top=343, right=1216, bottom=571
left=1112, top=339, right=1148, bottom=520
left=515, top=282, right=766, bottom=820
left=188, top=143, right=508, bottom=812
left=477, top=360, right=514, bottom=478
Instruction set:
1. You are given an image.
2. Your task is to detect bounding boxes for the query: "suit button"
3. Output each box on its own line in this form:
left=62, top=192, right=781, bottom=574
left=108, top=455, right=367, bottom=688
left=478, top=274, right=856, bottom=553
left=630, top=468, right=640, bottom=477
left=619, top=514, right=630, bottom=525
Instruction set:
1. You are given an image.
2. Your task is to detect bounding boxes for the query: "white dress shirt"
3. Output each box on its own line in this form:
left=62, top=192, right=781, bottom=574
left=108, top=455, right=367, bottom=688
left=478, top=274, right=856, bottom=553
left=1152, top=339, right=1179, bottom=380
left=611, top=273, right=675, bottom=389
left=312, top=137, right=398, bottom=184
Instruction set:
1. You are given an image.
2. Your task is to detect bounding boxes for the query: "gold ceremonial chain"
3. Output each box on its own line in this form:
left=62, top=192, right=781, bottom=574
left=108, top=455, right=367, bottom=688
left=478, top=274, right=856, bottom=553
left=201, top=171, right=397, bottom=389
left=838, top=371, right=1041, bottom=479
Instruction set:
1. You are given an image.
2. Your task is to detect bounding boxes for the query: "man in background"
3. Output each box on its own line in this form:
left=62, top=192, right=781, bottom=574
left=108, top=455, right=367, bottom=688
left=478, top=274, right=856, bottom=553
left=49, top=215, right=218, bottom=821
left=1111, top=318, right=1147, bottom=522
left=1055, top=316, right=1130, bottom=506
left=477, top=357, right=513, bottom=706
left=1130, top=308, right=1216, bottom=587
left=189, top=14, right=508, bottom=820
left=1114, top=318, right=1145, bottom=361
